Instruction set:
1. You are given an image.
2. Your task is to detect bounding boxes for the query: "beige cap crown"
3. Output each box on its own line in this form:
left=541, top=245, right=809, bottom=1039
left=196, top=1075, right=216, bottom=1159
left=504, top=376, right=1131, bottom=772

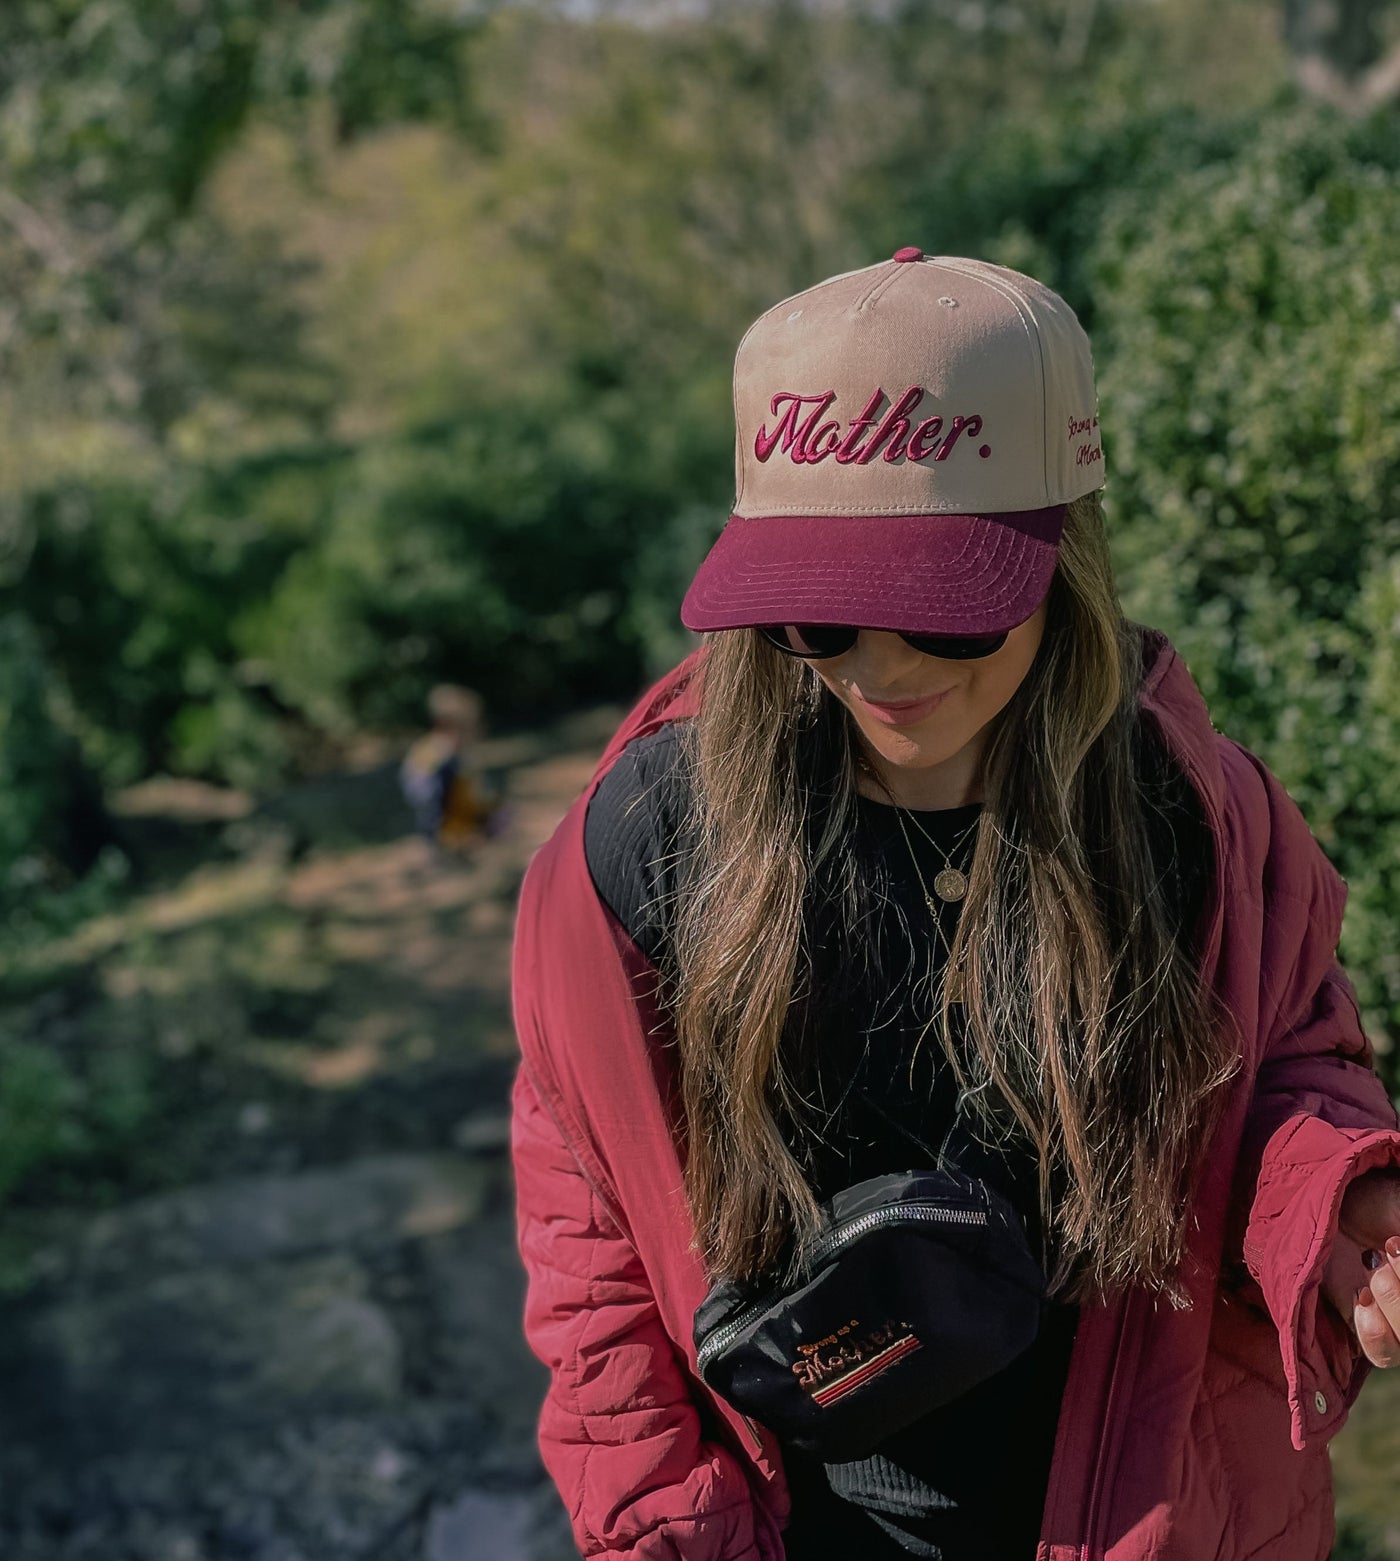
left=731, top=250, right=1104, bottom=519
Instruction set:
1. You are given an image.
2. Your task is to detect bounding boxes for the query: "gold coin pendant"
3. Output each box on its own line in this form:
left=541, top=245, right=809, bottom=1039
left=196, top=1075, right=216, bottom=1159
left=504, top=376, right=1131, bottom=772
left=933, top=867, right=968, bottom=903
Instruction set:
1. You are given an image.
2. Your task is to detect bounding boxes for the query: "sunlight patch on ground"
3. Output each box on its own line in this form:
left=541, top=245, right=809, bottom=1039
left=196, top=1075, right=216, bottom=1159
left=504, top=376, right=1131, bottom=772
left=245, top=1010, right=408, bottom=1089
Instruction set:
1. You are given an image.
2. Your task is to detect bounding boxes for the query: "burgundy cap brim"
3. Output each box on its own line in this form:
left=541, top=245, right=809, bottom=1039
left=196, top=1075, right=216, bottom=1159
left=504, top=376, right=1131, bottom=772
left=679, top=506, right=1066, bottom=636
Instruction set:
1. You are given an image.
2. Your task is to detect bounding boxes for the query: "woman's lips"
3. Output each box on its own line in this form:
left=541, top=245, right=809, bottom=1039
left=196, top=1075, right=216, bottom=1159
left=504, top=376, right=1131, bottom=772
left=854, top=686, right=954, bottom=726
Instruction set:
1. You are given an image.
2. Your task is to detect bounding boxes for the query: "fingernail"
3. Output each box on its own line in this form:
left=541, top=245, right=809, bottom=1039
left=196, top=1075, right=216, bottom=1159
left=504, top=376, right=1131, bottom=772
left=1358, top=1286, right=1375, bottom=1308
left=1387, top=1236, right=1400, bottom=1260
left=1364, top=1249, right=1385, bottom=1270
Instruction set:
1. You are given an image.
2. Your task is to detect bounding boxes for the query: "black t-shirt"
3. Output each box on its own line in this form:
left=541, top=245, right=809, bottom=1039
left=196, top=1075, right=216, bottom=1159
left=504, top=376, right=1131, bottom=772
left=582, top=719, right=1096, bottom=1559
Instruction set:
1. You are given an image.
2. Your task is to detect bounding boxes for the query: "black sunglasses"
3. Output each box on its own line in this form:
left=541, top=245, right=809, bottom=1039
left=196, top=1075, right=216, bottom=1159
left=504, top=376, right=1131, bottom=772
left=756, top=624, right=1010, bottom=661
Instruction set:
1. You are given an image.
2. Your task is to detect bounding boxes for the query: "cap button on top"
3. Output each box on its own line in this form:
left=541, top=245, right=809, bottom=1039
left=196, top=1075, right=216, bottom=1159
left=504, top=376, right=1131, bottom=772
left=892, top=246, right=923, bottom=263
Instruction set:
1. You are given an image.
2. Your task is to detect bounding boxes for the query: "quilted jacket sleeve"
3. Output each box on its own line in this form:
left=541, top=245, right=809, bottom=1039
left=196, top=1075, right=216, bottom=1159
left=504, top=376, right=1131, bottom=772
left=1228, top=755, right=1400, bottom=1451
left=511, top=1060, right=780, bottom=1560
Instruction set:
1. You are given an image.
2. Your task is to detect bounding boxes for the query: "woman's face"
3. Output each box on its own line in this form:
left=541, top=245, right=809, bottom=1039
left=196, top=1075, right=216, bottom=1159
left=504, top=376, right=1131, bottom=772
left=806, top=599, right=1049, bottom=810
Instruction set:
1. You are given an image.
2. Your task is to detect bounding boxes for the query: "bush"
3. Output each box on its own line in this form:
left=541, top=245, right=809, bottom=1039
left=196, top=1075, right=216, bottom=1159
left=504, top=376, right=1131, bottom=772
left=1086, top=109, right=1400, bottom=1073
left=244, top=395, right=725, bottom=737
left=0, top=1014, right=155, bottom=1208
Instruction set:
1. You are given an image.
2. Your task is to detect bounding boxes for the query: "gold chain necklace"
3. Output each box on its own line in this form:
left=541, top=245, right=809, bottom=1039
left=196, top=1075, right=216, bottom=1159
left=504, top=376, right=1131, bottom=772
left=893, top=804, right=980, bottom=905
left=891, top=807, right=974, bottom=1003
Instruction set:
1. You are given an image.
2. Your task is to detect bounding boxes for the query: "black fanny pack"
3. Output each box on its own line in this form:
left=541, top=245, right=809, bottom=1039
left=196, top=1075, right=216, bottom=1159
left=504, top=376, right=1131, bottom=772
left=691, top=1103, right=1047, bottom=1464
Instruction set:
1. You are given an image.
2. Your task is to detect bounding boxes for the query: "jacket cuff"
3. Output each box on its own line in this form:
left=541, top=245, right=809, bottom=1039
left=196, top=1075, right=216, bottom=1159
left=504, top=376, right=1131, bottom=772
left=1243, top=1115, right=1400, bottom=1450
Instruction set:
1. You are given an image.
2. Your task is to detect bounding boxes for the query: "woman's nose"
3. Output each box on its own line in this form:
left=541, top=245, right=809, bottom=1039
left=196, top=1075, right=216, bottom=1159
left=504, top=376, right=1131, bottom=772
left=843, top=630, right=925, bottom=684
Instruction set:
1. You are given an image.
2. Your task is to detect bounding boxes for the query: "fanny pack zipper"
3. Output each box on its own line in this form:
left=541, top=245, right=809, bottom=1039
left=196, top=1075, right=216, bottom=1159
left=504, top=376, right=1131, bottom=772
left=695, top=1199, right=988, bottom=1372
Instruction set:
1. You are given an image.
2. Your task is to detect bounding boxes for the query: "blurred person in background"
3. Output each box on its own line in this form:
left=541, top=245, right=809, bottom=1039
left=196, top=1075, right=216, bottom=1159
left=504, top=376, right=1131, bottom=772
left=510, top=250, right=1400, bottom=1559
left=400, top=683, right=507, bottom=856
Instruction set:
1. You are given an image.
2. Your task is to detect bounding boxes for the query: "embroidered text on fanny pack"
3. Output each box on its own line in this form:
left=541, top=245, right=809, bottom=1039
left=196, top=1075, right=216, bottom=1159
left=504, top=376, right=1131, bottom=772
left=792, top=1316, right=923, bottom=1408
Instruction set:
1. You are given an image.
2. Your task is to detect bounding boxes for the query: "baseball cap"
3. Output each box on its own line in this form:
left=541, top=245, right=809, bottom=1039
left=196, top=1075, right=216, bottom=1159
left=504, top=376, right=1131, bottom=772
left=679, top=248, right=1105, bottom=638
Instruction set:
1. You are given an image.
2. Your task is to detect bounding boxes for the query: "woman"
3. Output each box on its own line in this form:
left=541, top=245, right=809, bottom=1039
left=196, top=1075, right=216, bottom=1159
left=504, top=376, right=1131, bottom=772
left=510, top=251, right=1400, bottom=1559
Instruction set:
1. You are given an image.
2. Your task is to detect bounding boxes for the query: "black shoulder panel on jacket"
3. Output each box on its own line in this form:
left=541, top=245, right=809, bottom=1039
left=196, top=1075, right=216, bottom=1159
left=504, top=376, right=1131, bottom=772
left=582, top=720, right=694, bottom=968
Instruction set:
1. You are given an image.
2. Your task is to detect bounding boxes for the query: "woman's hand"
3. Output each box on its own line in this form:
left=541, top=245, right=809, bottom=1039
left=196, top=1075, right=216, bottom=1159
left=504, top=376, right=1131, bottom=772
left=1323, top=1166, right=1400, bottom=1367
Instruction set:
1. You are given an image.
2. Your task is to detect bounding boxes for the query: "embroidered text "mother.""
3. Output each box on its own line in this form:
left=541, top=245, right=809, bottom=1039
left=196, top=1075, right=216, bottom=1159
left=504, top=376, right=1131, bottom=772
left=754, top=386, right=993, bottom=468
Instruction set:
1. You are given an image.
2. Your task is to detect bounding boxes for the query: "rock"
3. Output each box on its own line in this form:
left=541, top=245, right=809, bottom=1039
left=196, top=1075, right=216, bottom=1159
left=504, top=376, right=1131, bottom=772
left=425, top=1489, right=535, bottom=1561
left=450, top=1113, right=510, bottom=1155
left=239, top=1101, right=274, bottom=1135
left=419, top=1213, right=548, bottom=1455
left=56, top=1154, right=489, bottom=1290
left=0, top=1402, right=492, bottom=1561
left=4, top=1254, right=401, bottom=1451
left=370, top=1443, right=411, bottom=1485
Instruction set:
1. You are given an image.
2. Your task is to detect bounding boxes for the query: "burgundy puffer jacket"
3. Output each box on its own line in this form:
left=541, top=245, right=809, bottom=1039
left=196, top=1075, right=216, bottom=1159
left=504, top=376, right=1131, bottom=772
left=510, top=624, right=1400, bottom=1560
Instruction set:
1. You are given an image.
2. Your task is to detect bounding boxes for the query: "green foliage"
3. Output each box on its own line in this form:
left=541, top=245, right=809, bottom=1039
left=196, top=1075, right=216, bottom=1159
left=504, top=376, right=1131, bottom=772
left=0, top=0, right=490, bottom=904
left=0, top=618, right=69, bottom=882
left=1081, top=112, right=1400, bottom=1063
left=14, top=460, right=325, bottom=789
left=0, top=0, right=484, bottom=215
left=0, top=1012, right=154, bottom=1206
left=0, top=615, right=114, bottom=907
left=0, top=1, right=482, bottom=462
left=244, top=396, right=729, bottom=733
left=0, top=1031, right=75, bottom=1202
left=1331, top=1513, right=1393, bottom=1561
left=12, top=396, right=720, bottom=801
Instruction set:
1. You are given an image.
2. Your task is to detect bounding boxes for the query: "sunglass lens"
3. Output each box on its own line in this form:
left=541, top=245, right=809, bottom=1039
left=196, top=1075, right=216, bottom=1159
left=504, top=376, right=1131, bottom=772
left=757, top=625, right=1010, bottom=660
left=760, top=625, right=858, bottom=657
left=908, top=630, right=1009, bottom=659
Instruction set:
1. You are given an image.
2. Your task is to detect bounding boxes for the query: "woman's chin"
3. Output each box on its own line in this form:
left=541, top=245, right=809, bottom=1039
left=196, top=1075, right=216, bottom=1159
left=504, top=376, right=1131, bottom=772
left=862, top=729, right=963, bottom=772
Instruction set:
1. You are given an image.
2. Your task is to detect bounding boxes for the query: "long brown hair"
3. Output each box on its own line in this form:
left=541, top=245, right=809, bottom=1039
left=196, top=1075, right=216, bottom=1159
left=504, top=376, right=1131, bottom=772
left=663, top=490, right=1240, bottom=1306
